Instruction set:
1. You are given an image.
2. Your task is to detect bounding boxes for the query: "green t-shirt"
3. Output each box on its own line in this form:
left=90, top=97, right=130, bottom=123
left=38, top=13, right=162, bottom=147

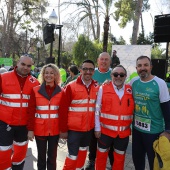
left=92, top=68, right=112, bottom=85
left=130, top=76, right=170, bottom=134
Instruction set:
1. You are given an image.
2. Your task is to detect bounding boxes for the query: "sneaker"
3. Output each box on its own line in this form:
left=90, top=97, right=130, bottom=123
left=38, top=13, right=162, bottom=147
left=85, top=160, right=95, bottom=170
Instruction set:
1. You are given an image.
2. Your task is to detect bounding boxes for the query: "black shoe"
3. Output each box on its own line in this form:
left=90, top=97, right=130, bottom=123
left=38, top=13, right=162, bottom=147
left=85, top=160, right=95, bottom=170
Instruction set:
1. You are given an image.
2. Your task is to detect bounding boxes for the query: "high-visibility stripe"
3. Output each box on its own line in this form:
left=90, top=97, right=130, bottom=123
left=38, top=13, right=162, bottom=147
left=71, top=99, right=88, bottom=104
left=13, top=140, right=28, bottom=146
left=89, top=99, right=96, bottom=103
left=2, top=93, right=30, bottom=99
left=12, top=158, right=25, bottom=165
left=35, top=113, right=58, bottom=119
left=101, top=113, right=119, bottom=120
left=101, top=123, right=118, bottom=131
left=114, top=149, right=125, bottom=155
left=98, top=147, right=108, bottom=153
left=69, top=107, right=95, bottom=112
left=120, top=115, right=133, bottom=120
left=36, top=105, right=59, bottom=110
left=0, top=100, right=28, bottom=107
left=79, top=146, right=88, bottom=151
left=101, top=123, right=129, bottom=131
left=67, top=154, right=77, bottom=160
left=0, top=145, right=12, bottom=151
left=6, top=168, right=12, bottom=170
left=120, top=126, right=130, bottom=131
left=101, top=113, right=133, bottom=121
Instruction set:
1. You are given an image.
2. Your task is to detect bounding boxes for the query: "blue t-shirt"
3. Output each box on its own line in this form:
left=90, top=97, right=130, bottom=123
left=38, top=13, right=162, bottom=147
left=130, top=76, right=170, bottom=134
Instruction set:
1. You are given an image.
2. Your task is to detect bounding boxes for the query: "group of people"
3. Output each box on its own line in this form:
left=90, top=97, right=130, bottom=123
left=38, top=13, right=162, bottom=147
left=0, top=52, right=170, bottom=170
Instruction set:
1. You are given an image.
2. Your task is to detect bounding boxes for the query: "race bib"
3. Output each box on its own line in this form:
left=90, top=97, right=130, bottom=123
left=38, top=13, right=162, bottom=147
left=134, top=115, right=151, bottom=131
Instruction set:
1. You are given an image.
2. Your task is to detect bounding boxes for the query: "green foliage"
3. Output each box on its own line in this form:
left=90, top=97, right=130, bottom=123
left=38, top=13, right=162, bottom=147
left=114, top=0, right=150, bottom=28
left=137, top=32, right=154, bottom=45
left=72, top=34, right=101, bottom=66
left=151, top=45, right=166, bottom=59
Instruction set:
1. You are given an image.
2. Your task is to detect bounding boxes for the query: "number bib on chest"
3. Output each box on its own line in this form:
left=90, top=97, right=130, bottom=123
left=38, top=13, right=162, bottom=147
left=134, top=115, right=151, bottom=132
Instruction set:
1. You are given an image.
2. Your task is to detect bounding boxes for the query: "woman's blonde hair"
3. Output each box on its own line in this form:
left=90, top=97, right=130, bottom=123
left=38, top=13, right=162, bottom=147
left=39, top=64, right=61, bottom=85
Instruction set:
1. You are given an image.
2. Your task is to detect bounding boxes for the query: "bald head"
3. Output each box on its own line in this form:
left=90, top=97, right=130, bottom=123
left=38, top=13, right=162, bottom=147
left=16, top=55, right=33, bottom=76
left=97, top=52, right=111, bottom=72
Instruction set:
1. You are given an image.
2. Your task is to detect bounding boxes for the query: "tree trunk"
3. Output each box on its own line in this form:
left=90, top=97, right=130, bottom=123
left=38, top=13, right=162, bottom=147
left=103, top=16, right=110, bottom=52
left=131, top=0, right=143, bottom=44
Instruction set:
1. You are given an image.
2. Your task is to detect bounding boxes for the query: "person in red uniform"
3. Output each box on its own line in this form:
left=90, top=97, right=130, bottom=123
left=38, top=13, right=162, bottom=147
left=95, top=65, right=134, bottom=170
left=0, top=55, right=39, bottom=170
left=59, top=59, right=99, bottom=170
left=27, top=63, right=63, bottom=170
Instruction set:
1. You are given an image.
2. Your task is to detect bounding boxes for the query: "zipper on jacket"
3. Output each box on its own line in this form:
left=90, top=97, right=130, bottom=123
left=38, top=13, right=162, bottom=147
left=19, top=91, right=23, bottom=125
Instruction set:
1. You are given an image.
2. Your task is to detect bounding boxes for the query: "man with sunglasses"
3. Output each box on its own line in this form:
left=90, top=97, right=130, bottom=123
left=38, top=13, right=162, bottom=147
left=59, top=59, right=99, bottom=170
left=94, top=65, right=134, bottom=170
left=0, top=55, right=39, bottom=170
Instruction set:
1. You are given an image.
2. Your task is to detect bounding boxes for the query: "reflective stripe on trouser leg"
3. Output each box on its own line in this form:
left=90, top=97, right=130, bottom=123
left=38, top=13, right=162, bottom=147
left=112, top=150, right=125, bottom=170
left=63, top=154, right=77, bottom=170
left=95, top=147, right=109, bottom=170
left=76, top=146, right=88, bottom=169
left=12, top=140, right=28, bottom=166
left=0, top=147, right=12, bottom=170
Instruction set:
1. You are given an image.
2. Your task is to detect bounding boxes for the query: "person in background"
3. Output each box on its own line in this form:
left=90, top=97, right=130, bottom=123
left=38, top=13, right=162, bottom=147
left=8, top=65, right=14, bottom=71
left=85, top=52, right=113, bottom=170
left=95, top=65, right=134, bottom=170
left=27, top=64, right=63, bottom=170
left=110, top=50, right=120, bottom=68
left=59, top=59, right=99, bottom=170
left=63, top=65, right=79, bottom=86
left=130, top=55, right=170, bottom=170
left=0, top=67, right=8, bottom=74
left=0, top=63, right=8, bottom=72
left=0, top=55, right=39, bottom=170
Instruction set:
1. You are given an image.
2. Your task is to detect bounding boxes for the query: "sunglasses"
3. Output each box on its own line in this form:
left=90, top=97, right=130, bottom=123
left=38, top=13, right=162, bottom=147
left=82, top=67, right=94, bottom=72
left=112, top=73, right=126, bottom=78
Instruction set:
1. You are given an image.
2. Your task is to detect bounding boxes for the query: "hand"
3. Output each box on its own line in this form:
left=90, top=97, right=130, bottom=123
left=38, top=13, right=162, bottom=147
left=160, top=131, right=170, bottom=140
left=60, top=132, right=68, bottom=139
left=28, top=131, right=34, bottom=141
left=95, top=131, right=101, bottom=138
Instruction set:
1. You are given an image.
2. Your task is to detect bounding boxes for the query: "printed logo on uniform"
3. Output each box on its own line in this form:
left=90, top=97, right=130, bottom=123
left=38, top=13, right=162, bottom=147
left=29, top=77, right=36, bottom=83
left=126, top=88, right=132, bottom=94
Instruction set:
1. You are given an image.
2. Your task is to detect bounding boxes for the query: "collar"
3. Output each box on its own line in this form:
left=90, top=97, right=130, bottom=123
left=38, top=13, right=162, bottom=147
left=112, top=83, right=125, bottom=91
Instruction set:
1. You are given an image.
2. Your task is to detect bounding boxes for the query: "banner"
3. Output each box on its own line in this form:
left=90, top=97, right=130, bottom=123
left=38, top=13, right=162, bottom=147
left=0, top=58, right=13, bottom=66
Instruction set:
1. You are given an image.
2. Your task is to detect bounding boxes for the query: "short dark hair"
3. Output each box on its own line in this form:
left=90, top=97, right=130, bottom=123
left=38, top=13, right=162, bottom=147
left=69, top=65, right=79, bottom=75
left=82, top=59, right=95, bottom=68
left=136, top=56, right=152, bottom=65
left=112, top=64, right=127, bottom=75
left=113, top=50, right=117, bottom=53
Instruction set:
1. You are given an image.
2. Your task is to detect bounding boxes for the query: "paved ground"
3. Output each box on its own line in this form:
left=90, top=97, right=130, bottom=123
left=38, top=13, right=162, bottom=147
left=24, top=136, right=149, bottom=170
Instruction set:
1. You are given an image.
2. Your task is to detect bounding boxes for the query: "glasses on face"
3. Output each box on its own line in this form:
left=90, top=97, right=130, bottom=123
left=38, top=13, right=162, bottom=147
left=82, top=67, right=94, bottom=72
left=112, top=72, right=126, bottom=78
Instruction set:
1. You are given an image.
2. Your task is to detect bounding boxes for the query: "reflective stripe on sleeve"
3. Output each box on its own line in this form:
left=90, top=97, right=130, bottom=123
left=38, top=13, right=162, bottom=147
left=2, top=93, right=30, bottom=99
left=0, top=100, right=28, bottom=107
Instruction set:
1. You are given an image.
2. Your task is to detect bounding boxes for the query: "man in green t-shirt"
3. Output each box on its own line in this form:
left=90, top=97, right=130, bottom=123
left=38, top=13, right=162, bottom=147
left=130, top=56, right=170, bottom=170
